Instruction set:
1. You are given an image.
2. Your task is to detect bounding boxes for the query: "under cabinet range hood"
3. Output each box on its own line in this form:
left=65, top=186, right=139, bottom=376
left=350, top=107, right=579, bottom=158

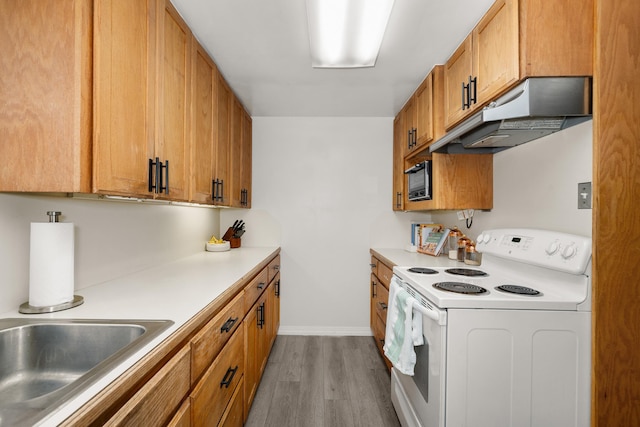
left=429, top=77, right=592, bottom=153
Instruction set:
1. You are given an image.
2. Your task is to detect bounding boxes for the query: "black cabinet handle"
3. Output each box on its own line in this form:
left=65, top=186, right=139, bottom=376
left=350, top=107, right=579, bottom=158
left=273, top=265, right=280, bottom=271
left=379, top=302, right=388, bottom=311
left=372, top=280, right=377, bottom=298
left=275, top=279, right=280, bottom=297
left=220, top=317, right=238, bottom=333
left=469, top=76, right=477, bottom=105
left=257, top=282, right=265, bottom=290
left=148, top=158, right=155, bottom=192
left=257, top=302, right=265, bottom=328
left=369, top=263, right=376, bottom=269
left=159, top=159, right=169, bottom=194
left=461, top=81, right=467, bottom=110
left=220, top=365, right=238, bottom=388
left=396, top=192, right=402, bottom=208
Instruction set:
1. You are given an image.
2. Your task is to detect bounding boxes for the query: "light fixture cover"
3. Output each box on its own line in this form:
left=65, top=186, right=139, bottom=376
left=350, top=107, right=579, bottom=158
left=306, top=0, right=395, bottom=68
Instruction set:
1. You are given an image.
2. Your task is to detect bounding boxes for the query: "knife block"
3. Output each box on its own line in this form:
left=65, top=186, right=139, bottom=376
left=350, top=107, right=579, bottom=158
left=222, top=227, right=241, bottom=249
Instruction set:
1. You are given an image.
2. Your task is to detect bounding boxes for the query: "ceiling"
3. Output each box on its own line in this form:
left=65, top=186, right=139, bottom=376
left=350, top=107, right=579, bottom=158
left=170, top=0, right=495, bottom=117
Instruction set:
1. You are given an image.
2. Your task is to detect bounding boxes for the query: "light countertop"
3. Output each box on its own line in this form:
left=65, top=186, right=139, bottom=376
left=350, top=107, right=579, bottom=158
left=0, top=246, right=279, bottom=426
left=371, top=247, right=465, bottom=269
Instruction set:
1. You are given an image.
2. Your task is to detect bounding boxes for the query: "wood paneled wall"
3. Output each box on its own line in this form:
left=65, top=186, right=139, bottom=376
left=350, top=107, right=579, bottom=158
left=592, top=0, right=640, bottom=425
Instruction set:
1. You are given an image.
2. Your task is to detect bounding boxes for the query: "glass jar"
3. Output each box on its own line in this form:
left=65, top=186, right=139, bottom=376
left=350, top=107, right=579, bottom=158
left=457, top=236, right=471, bottom=262
left=464, top=241, right=482, bottom=266
left=448, top=228, right=462, bottom=260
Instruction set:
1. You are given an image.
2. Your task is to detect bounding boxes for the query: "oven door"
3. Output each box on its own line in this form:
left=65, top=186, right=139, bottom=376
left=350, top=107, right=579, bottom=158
left=390, top=286, right=447, bottom=427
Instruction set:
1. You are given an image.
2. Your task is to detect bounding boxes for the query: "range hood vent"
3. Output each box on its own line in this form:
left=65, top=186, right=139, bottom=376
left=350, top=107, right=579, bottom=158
left=429, top=77, right=592, bottom=154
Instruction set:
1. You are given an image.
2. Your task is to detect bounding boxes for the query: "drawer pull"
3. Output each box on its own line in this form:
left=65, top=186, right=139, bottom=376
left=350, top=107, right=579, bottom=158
left=220, top=365, right=238, bottom=389
left=257, top=282, right=265, bottom=290
left=273, top=265, right=280, bottom=271
left=220, top=317, right=238, bottom=333
left=369, top=263, right=376, bottom=269
left=275, top=279, right=280, bottom=297
left=379, top=302, right=388, bottom=311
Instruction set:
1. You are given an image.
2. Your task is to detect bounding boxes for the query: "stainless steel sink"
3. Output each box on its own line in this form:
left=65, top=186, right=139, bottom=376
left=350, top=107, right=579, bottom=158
left=0, top=318, right=174, bottom=426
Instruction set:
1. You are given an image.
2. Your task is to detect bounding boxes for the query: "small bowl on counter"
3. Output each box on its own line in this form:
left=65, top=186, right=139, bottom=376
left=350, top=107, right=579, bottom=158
left=205, top=241, right=231, bottom=252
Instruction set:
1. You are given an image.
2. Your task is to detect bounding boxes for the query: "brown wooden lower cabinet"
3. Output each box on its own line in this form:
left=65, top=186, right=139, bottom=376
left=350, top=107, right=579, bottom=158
left=191, top=327, right=245, bottom=427
left=370, top=254, right=393, bottom=370
left=68, top=252, right=281, bottom=427
left=105, top=346, right=191, bottom=426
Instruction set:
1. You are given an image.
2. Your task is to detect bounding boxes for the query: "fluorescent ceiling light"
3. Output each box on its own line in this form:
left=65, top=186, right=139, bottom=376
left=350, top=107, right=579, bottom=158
left=306, top=0, right=395, bottom=68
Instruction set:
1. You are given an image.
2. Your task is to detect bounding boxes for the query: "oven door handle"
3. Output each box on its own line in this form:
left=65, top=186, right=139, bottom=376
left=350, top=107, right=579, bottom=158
left=412, top=301, right=442, bottom=323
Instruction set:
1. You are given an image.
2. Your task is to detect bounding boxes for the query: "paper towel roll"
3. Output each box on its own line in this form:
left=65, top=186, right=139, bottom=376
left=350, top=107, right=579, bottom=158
left=29, top=222, right=75, bottom=307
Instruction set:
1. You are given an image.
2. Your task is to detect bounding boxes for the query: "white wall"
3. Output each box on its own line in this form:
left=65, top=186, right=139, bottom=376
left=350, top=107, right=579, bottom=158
left=223, top=118, right=592, bottom=336
left=221, top=117, right=433, bottom=335
left=431, top=120, right=593, bottom=240
left=0, top=194, right=219, bottom=314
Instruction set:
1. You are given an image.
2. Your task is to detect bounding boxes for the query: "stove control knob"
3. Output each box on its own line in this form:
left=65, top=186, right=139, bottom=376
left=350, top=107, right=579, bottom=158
left=545, top=241, right=559, bottom=255
left=561, top=244, right=577, bottom=259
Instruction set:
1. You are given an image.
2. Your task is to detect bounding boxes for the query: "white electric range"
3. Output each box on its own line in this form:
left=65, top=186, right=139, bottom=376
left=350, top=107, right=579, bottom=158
left=389, top=228, right=592, bottom=427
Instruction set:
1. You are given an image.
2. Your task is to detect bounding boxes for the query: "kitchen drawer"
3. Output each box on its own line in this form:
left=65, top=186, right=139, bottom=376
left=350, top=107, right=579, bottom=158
left=375, top=281, right=390, bottom=322
left=377, top=261, right=394, bottom=288
left=191, top=327, right=245, bottom=427
left=167, top=398, right=191, bottom=427
left=105, top=345, right=191, bottom=426
left=370, top=256, right=379, bottom=277
left=218, top=377, right=244, bottom=427
left=191, top=291, right=244, bottom=383
left=244, top=269, right=269, bottom=313
left=267, top=254, right=281, bottom=284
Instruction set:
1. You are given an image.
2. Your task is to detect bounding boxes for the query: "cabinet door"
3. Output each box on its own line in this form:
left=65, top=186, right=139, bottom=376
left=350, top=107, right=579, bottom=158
left=156, top=0, right=191, bottom=201
left=190, top=40, right=216, bottom=204
left=472, top=0, right=519, bottom=105
left=213, top=76, right=231, bottom=205
left=0, top=0, right=92, bottom=192
left=392, top=114, right=405, bottom=211
left=228, top=97, right=244, bottom=207
left=243, top=304, right=259, bottom=419
left=239, top=109, right=253, bottom=208
left=403, top=97, right=417, bottom=153
left=415, top=73, right=434, bottom=148
left=94, top=0, right=157, bottom=197
left=444, top=34, right=473, bottom=129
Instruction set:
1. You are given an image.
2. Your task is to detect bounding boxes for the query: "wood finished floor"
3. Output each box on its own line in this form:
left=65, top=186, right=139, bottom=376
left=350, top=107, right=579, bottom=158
left=245, top=335, right=401, bottom=427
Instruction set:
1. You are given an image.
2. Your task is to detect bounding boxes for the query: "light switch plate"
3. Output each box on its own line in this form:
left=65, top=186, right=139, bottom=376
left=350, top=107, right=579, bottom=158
left=578, top=182, right=592, bottom=209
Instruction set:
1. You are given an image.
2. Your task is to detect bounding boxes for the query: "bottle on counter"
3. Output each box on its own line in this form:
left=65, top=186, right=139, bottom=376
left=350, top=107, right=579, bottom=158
left=464, top=241, right=482, bottom=266
left=457, top=236, right=471, bottom=262
left=448, top=228, right=462, bottom=260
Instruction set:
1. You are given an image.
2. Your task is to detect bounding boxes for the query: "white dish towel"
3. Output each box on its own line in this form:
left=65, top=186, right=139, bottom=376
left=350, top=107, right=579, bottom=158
left=383, top=276, right=424, bottom=375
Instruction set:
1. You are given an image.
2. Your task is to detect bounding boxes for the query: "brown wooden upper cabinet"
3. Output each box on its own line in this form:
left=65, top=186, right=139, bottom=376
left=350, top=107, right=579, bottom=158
left=0, top=0, right=253, bottom=208
left=392, top=114, right=405, bottom=211
left=444, top=0, right=593, bottom=130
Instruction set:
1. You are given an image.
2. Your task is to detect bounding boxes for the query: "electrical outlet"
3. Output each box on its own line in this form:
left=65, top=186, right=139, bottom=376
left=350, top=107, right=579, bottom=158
left=578, top=182, right=592, bottom=209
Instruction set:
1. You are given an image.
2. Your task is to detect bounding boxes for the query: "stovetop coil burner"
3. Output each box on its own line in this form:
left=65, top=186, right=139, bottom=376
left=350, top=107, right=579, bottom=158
left=495, top=285, right=541, bottom=296
left=433, top=282, right=488, bottom=295
left=445, top=268, right=488, bottom=277
left=407, top=267, right=439, bottom=275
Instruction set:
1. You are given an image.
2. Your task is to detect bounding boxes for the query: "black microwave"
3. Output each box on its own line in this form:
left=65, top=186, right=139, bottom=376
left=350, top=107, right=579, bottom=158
left=405, top=161, right=432, bottom=201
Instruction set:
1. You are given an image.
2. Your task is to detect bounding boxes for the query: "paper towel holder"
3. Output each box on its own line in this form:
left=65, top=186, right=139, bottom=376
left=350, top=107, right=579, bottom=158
left=19, top=210, right=84, bottom=314
left=19, top=295, right=84, bottom=314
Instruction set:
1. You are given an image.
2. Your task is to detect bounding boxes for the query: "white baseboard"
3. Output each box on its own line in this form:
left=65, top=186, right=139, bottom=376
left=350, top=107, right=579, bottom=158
left=277, top=325, right=373, bottom=336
